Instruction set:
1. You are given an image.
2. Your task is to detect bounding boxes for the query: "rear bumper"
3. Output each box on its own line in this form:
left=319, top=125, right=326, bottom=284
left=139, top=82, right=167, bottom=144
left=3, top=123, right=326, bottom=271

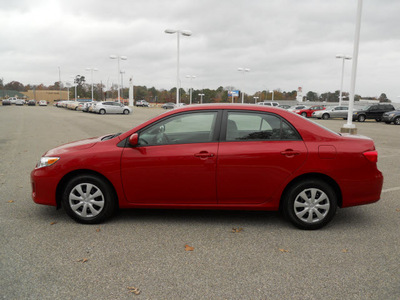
left=341, top=170, right=383, bottom=208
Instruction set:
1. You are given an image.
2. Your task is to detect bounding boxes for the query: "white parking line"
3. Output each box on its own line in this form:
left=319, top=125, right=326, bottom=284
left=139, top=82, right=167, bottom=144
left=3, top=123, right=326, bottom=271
left=382, top=186, right=400, bottom=193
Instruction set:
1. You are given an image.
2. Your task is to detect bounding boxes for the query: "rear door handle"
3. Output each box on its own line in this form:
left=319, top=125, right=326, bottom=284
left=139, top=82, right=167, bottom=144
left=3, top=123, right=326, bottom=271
left=281, top=149, right=301, bottom=157
left=194, top=151, right=215, bottom=159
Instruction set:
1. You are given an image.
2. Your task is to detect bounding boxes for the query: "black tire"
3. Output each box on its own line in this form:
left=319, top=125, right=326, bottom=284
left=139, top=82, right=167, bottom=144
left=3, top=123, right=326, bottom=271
left=99, top=109, right=106, bottom=115
left=375, top=117, right=382, bottom=122
left=62, top=174, right=117, bottom=224
left=384, top=121, right=391, bottom=124
left=123, top=109, right=129, bottom=115
left=322, top=113, right=329, bottom=120
left=282, top=179, right=337, bottom=230
left=357, top=115, right=366, bottom=122
left=393, top=117, right=400, bottom=125
left=301, top=112, right=307, bottom=117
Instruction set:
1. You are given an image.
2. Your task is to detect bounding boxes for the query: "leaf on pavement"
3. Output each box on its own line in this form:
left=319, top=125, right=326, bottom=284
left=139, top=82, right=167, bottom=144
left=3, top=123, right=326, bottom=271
left=342, top=249, right=348, bottom=253
left=77, top=258, right=88, bottom=263
left=231, top=227, right=243, bottom=233
left=127, top=286, right=141, bottom=295
left=96, top=227, right=101, bottom=232
left=185, top=244, right=195, bottom=251
left=7, top=200, right=14, bottom=203
left=279, top=248, right=290, bottom=253
left=50, top=221, right=57, bottom=225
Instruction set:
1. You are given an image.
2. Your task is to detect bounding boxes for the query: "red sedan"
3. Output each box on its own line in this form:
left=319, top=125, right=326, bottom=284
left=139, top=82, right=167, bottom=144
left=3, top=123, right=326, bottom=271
left=31, top=104, right=383, bottom=230
left=294, top=105, right=326, bottom=117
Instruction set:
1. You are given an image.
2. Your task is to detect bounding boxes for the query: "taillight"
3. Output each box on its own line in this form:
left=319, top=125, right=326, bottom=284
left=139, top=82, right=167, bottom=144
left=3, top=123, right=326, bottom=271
left=363, top=150, right=378, bottom=163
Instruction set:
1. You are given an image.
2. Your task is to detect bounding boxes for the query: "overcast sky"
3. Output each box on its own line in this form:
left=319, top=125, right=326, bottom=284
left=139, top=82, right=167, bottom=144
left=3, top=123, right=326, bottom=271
left=1, top=0, right=399, bottom=101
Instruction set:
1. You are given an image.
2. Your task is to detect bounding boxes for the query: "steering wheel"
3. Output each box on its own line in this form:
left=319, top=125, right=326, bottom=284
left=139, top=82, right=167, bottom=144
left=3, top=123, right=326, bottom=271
left=155, top=132, right=170, bottom=144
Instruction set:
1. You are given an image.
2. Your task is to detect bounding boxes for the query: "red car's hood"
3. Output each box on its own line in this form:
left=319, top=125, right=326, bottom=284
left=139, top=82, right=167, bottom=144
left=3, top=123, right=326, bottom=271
left=45, top=136, right=102, bottom=156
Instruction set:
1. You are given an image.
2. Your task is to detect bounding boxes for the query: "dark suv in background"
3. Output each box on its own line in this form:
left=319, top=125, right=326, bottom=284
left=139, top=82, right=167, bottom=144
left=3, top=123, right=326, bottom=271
left=353, top=104, right=395, bottom=122
left=382, top=109, right=400, bottom=125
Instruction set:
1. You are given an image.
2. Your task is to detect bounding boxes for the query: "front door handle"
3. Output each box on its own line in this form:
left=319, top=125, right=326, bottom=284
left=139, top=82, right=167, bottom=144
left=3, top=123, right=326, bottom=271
left=194, top=151, right=215, bottom=159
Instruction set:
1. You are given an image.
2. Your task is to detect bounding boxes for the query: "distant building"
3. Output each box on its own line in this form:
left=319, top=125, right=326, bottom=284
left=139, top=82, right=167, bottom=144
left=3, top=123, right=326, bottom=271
left=22, top=90, right=69, bottom=103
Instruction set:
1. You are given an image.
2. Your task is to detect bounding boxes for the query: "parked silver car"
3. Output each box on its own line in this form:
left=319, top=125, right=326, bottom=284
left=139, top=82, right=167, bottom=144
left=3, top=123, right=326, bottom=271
left=312, top=106, right=349, bottom=120
left=92, top=101, right=132, bottom=114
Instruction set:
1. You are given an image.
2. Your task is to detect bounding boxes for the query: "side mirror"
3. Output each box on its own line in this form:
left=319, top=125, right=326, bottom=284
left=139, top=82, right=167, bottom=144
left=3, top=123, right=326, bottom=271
left=129, top=133, right=139, bottom=146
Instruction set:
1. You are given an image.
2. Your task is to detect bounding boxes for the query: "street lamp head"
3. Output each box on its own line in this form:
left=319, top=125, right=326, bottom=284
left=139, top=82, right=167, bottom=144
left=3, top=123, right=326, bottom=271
left=238, top=68, right=250, bottom=72
left=181, top=30, right=192, bottom=36
left=336, top=54, right=352, bottom=60
left=165, top=29, right=177, bottom=34
left=120, top=56, right=128, bottom=60
left=110, top=55, right=117, bottom=59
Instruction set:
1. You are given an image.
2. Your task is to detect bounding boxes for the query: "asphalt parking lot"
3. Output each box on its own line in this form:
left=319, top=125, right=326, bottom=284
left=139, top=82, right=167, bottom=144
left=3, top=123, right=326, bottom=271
left=1, top=105, right=399, bottom=300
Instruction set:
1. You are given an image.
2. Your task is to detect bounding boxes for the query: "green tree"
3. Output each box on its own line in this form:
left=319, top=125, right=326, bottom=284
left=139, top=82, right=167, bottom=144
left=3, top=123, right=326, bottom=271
left=379, top=93, right=389, bottom=102
left=306, top=91, right=318, bottom=101
left=5, top=81, right=25, bottom=91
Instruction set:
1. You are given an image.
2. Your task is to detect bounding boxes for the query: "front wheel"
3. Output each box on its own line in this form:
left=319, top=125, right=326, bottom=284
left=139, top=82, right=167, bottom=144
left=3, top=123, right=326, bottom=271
left=322, top=113, right=329, bottom=120
left=62, top=174, right=117, bottom=224
left=301, top=112, right=307, bottom=117
left=282, top=179, right=337, bottom=230
left=99, top=109, right=106, bottom=115
left=357, top=115, right=366, bottom=122
left=394, top=117, right=400, bottom=125
left=123, top=109, right=129, bottom=115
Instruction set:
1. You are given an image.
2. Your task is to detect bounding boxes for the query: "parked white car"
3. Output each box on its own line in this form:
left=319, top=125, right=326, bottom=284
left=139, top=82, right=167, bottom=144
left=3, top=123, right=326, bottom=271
left=38, top=100, right=48, bottom=106
left=92, top=101, right=132, bottom=114
left=16, top=99, right=25, bottom=105
left=257, top=101, right=279, bottom=107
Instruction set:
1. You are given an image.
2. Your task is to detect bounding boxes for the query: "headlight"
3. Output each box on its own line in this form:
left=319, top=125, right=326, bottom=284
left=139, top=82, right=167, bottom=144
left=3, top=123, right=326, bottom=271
left=36, top=157, right=60, bottom=169
left=389, top=113, right=395, bottom=117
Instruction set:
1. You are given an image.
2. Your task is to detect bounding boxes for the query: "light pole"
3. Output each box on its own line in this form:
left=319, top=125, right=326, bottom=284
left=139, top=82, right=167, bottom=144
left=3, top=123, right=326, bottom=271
left=198, top=93, right=205, bottom=104
left=253, top=96, right=259, bottom=104
left=336, top=54, right=352, bottom=106
left=238, top=68, right=250, bottom=103
left=69, top=76, right=77, bottom=100
left=165, top=29, right=192, bottom=105
left=186, top=75, right=196, bottom=104
left=110, top=55, right=127, bottom=102
left=270, top=90, right=274, bottom=101
left=120, top=71, right=125, bottom=100
left=65, top=82, right=72, bottom=101
left=342, top=0, right=363, bottom=134
left=85, top=67, right=98, bottom=101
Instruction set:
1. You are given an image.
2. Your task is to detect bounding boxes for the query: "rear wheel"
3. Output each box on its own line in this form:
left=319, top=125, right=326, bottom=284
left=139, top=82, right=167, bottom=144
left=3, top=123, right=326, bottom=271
left=62, top=174, right=116, bottom=224
left=282, top=179, right=337, bottom=230
left=301, top=112, right=307, bottom=117
left=375, top=117, right=382, bottom=122
left=99, top=109, right=106, bottom=115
